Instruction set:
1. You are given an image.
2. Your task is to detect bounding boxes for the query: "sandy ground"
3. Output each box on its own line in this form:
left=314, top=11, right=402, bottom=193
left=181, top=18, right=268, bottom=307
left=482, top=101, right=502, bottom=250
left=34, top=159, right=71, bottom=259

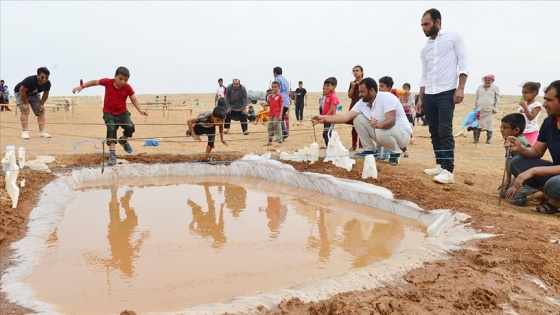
left=1, top=92, right=560, bottom=315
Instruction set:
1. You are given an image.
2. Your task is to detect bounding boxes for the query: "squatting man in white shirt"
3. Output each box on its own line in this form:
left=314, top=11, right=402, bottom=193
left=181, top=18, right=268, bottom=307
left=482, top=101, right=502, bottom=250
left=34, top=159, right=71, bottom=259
left=312, top=77, right=412, bottom=166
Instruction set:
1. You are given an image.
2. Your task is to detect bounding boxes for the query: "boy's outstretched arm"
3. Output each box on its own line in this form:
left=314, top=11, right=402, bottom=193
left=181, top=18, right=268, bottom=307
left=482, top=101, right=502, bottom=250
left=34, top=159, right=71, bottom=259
left=72, top=80, right=99, bottom=94
left=130, top=94, right=148, bottom=116
left=187, top=118, right=201, bottom=141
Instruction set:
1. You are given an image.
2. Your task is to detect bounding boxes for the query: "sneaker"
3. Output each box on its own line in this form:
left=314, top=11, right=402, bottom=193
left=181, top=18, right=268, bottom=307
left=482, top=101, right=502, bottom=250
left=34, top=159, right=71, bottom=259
left=357, top=147, right=364, bottom=153
left=243, top=130, right=250, bottom=135
left=21, top=130, right=30, bottom=139
left=39, top=131, right=51, bottom=138
left=185, top=130, right=191, bottom=137
left=320, top=145, right=327, bottom=149
left=388, top=152, right=402, bottom=166
left=118, top=137, right=133, bottom=153
left=354, top=151, right=375, bottom=158
left=108, top=152, right=117, bottom=165
left=348, top=146, right=357, bottom=151
left=434, top=169, right=454, bottom=184
left=424, top=164, right=443, bottom=175
left=224, top=129, right=230, bottom=134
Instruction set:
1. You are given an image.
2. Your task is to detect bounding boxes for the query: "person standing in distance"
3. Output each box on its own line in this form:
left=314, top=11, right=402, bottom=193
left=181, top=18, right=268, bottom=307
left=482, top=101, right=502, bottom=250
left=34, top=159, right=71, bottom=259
left=273, top=66, right=291, bottom=135
left=15, top=67, right=52, bottom=139
left=416, top=8, right=469, bottom=184
left=294, top=81, right=307, bottom=125
left=224, top=79, right=249, bottom=135
left=215, top=78, right=226, bottom=108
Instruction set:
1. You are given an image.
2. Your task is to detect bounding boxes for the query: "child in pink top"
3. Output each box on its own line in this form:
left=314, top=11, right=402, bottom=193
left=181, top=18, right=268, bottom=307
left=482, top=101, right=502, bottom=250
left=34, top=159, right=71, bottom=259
left=321, top=77, right=339, bottom=149
left=518, top=81, right=543, bottom=146
left=266, top=81, right=284, bottom=146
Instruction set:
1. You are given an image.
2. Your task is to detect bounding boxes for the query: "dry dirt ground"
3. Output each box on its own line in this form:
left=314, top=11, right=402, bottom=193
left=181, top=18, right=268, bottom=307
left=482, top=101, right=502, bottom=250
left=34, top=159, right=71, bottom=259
left=1, top=93, right=559, bottom=315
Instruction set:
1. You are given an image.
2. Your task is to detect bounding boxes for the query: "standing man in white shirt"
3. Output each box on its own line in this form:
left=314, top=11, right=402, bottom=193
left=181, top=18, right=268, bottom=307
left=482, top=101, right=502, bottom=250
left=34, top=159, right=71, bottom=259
left=215, top=78, right=226, bottom=108
left=416, top=8, right=469, bottom=184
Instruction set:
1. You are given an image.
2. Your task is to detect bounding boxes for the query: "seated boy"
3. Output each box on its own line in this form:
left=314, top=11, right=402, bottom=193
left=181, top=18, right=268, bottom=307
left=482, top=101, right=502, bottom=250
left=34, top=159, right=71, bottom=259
left=186, top=106, right=228, bottom=157
left=255, top=102, right=270, bottom=125
left=247, top=105, right=256, bottom=122
left=499, top=113, right=544, bottom=205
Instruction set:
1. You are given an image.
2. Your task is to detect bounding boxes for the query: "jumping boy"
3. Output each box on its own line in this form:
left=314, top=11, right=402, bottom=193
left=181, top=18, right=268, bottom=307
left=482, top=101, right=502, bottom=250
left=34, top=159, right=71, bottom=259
left=265, top=81, right=284, bottom=146
left=72, top=66, right=148, bottom=165
left=321, top=77, right=339, bottom=149
left=186, top=106, right=228, bottom=156
left=499, top=113, right=543, bottom=205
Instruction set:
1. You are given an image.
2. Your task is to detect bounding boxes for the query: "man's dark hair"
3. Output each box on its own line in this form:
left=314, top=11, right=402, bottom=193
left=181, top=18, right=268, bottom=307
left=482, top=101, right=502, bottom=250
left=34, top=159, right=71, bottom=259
left=218, top=78, right=223, bottom=82
left=324, top=77, right=337, bottom=86
left=403, top=83, right=411, bottom=89
left=423, top=8, right=441, bottom=23
left=212, top=106, right=226, bottom=119
left=273, top=66, right=282, bottom=75
left=115, top=66, right=130, bottom=78
left=298, top=81, right=303, bottom=84
left=359, top=77, right=378, bottom=93
left=544, top=80, right=560, bottom=99
left=501, top=113, right=526, bottom=135
left=37, top=67, right=50, bottom=76
left=379, top=76, right=394, bottom=89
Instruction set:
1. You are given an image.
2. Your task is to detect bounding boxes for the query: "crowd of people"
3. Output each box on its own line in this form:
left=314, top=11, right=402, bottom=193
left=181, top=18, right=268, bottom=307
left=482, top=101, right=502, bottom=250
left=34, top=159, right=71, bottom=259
left=3, top=8, right=558, bottom=215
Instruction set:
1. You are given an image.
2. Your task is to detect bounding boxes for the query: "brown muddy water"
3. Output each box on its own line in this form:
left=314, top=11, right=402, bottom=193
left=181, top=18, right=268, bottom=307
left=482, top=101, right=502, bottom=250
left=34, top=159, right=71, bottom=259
left=25, top=176, right=427, bottom=314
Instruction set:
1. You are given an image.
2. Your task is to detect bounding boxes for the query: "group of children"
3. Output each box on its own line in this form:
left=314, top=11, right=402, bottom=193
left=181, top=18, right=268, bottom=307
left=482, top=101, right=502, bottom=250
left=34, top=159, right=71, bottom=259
left=69, top=66, right=546, bottom=209
left=497, top=82, right=544, bottom=206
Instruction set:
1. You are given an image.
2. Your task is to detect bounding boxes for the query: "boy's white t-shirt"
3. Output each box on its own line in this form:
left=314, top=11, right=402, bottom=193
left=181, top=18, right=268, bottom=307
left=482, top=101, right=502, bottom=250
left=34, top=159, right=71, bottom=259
left=216, top=86, right=226, bottom=99
left=351, top=91, right=413, bottom=135
left=518, top=101, right=542, bottom=133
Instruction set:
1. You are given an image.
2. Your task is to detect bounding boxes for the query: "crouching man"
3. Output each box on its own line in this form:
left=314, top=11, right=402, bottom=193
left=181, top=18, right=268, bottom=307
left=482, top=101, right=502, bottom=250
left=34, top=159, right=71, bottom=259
left=312, top=77, right=412, bottom=166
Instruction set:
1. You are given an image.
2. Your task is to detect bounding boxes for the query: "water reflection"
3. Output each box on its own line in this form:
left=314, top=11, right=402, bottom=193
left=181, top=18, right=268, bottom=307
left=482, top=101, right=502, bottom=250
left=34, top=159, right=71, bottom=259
left=107, top=187, right=150, bottom=277
left=341, top=218, right=405, bottom=268
left=188, top=182, right=227, bottom=248
left=258, top=196, right=288, bottom=239
left=26, top=177, right=426, bottom=314
left=223, top=182, right=247, bottom=218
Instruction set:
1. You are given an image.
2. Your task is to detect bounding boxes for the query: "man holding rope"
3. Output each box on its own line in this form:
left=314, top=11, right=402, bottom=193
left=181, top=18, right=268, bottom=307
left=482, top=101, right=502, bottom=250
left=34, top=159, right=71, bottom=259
left=312, top=77, right=411, bottom=166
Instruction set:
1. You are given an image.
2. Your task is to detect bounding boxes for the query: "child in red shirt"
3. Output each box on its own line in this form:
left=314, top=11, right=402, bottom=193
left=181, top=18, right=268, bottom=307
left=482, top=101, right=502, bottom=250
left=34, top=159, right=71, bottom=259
left=266, top=81, right=284, bottom=146
left=72, top=66, right=148, bottom=165
left=321, top=77, right=339, bottom=149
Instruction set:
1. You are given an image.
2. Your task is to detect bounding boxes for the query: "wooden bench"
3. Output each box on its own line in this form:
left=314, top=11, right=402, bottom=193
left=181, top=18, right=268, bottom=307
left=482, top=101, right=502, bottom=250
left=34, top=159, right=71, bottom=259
left=127, top=102, right=196, bottom=119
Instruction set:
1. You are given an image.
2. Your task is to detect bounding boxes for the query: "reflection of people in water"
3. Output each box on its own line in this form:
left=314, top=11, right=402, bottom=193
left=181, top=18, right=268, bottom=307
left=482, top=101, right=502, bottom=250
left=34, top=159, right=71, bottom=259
left=187, top=183, right=226, bottom=248
left=341, top=217, right=405, bottom=268
left=107, top=187, right=150, bottom=277
left=306, top=209, right=333, bottom=262
left=258, top=196, right=288, bottom=239
left=223, top=182, right=247, bottom=218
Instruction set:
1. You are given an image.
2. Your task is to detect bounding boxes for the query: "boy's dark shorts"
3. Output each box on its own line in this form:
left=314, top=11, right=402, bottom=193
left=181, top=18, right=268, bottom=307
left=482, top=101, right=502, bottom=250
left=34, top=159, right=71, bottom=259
left=500, top=184, right=539, bottom=206
left=192, top=125, right=216, bottom=147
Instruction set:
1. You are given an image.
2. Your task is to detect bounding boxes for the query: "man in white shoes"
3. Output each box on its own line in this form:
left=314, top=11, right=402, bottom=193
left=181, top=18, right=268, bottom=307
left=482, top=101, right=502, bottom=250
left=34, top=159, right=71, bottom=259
left=416, top=9, right=469, bottom=184
left=15, top=67, right=52, bottom=139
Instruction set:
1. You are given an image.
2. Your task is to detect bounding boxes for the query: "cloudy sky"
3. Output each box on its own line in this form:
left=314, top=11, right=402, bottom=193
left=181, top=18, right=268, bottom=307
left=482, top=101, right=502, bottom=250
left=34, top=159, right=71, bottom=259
left=1, top=1, right=558, bottom=97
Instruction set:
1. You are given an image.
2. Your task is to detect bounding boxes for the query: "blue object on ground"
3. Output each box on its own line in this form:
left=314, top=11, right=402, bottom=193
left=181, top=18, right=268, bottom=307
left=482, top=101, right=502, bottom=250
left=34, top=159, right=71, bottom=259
left=143, top=139, right=160, bottom=146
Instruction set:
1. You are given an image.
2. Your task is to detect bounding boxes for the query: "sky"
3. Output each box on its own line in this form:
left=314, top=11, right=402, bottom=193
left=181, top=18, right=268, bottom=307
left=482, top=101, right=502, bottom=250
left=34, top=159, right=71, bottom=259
left=1, top=1, right=558, bottom=97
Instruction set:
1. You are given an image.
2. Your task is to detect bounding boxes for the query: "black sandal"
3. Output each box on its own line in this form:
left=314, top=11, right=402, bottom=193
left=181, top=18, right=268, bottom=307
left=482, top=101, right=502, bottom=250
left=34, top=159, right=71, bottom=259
left=535, top=202, right=560, bottom=215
